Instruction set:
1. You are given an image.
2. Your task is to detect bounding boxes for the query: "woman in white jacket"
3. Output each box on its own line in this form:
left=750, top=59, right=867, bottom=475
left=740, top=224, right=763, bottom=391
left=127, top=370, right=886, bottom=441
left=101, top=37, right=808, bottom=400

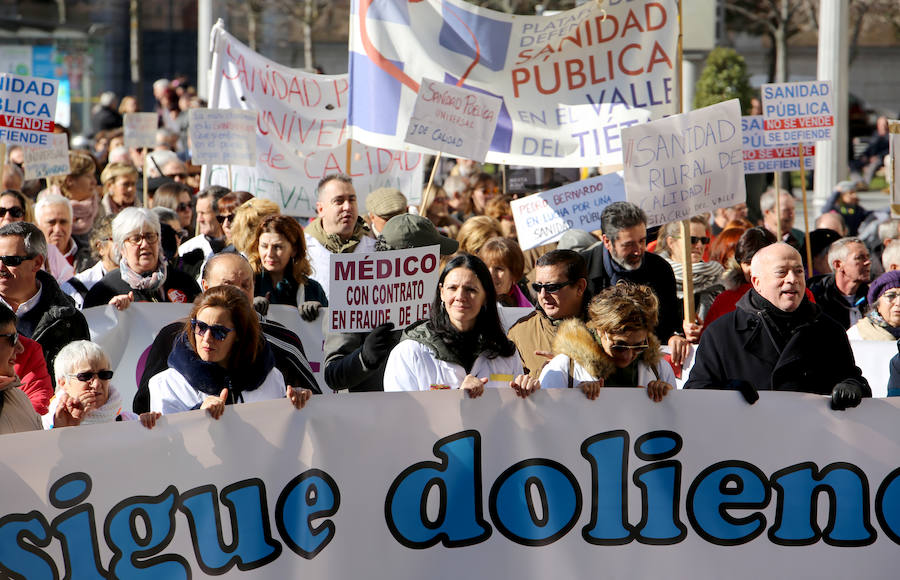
left=539, top=282, right=676, bottom=401
left=384, top=254, right=539, bottom=398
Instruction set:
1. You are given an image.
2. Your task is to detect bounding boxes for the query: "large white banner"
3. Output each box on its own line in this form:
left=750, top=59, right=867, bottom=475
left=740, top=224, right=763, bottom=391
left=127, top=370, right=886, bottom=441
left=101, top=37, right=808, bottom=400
left=348, top=0, right=677, bottom=167
left=0, top=390, right=899, bottom=578
left=210, top=26, right=425, bottom=217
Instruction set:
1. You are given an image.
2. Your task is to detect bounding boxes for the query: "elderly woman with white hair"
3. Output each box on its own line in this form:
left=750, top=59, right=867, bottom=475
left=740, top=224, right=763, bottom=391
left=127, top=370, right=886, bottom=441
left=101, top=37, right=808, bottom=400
left=83, top=207, right=200, bottom=309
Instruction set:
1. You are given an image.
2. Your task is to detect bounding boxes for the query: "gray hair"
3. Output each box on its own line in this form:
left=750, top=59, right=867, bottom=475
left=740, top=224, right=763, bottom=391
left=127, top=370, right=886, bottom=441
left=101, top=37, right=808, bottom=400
left=34, top=192, right=73, bottom=221
left=54, top=340, right=109, bottom=382
left=882, top=242, right=900, bottom=271
left=112, top=207, right=161, bottom=250
left=878, top=219, right=900, bottom=243
left=827, top=236, right=866, bottom=267
left=0, top=221, right=48, bottom=259
left=145, top=150, right=178, bottom=177
left=99, top=91, right=117, bottom=107
left=759, top=188, right=793, bottom=213
left=600, top=202, right=646, bottom=243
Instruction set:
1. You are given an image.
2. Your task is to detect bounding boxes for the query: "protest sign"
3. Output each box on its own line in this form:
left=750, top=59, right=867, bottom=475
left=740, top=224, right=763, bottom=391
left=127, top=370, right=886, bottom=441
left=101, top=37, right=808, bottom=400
left=761, top=80, right=834, bottom=145
left=742, top=115, right=814, bottom=174
left=328, top=246, right=440, bottom=332
left=210, top=26, right=424, bottom=217
left=123, top=112, right=158, bottom=149
left=405, top=78, right=502, bottom=162
left=23, top=132, right=69, bottom=179
left=511, top=173, right=625, bottom=250
left=1, top=390, right=900, bottom=579
left=0, top=72, right=58, bottom=146
left=622, top=99, right=745, bottom=228
left=189, top=108, right=257, bottom=166
left=349, top=0, right=676, bottom=167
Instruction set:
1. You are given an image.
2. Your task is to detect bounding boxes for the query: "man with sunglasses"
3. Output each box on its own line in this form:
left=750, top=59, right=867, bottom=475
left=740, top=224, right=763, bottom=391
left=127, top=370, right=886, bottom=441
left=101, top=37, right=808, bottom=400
left=580, top=202, right=690, bottom=366
left=508, top=250, right=589, bottom=378
left=178, top=186, right=228, bottom=278
left=0, top=222, right=89, bottom=383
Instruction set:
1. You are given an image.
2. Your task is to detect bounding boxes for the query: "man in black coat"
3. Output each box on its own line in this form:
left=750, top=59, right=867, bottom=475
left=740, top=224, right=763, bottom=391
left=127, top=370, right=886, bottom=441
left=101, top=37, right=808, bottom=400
left=808, top=236, right=871, bottom=330
left=580, top=201, right=694, bottom=366
left=685, top=243, right=870, bottom=410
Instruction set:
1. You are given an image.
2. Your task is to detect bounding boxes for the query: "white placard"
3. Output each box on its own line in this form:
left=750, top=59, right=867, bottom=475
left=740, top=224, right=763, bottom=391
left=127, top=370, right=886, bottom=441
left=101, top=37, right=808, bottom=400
left=404, top=78, right=502, bottom=162
left=123, top=112, right=158, bottom=149
left=188, top=108, right=257, bottom=166
left=761, top=80, right=834, bottom=145
left=23, top=132, right=69, bottom=179
left=0, top=72, right=58, bottom=147
left=511, top=173, right=625, bottom=250
left=328, top=246, right=440, bottom=332
left=741, top=115, right=815, bottom=174
left=622, top=99, right=746, bottom=228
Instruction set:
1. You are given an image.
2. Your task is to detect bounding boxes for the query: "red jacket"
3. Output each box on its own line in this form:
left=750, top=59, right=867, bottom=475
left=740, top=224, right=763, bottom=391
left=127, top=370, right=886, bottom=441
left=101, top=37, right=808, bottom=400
left=16, top=335, right=52, bottom=415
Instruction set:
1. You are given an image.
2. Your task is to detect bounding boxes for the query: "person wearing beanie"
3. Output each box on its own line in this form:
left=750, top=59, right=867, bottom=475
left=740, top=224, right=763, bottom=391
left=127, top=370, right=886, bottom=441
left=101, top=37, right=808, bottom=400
left=365, top=187, right=408, bottom=237
left=847, top=270, right=900, bottom=340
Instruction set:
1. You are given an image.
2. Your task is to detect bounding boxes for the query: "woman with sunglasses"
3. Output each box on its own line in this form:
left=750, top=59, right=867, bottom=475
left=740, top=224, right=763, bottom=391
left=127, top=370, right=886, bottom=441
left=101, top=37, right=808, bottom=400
left=83, top=208, right=200, bottom=309
left=539, top=282, right=675, bottom=401
left=149, top=285, right=310, bottom=417
left=0, top=190, right=33, bottom=227
left=0, top=303, right=43, bottom=434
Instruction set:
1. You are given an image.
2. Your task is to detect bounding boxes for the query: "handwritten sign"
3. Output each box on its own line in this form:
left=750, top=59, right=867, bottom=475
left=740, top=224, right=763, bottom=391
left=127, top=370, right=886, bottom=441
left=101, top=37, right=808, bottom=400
left=511, top=173, right=625, bottom=250
left=742, top=115, right=814, bottom=174
left=622, top=99, right=745, bottom=228
left=404, top=78, right=502, bottom=162
left=328, top=246, right=440, bottom=332
left=123, top=112, right=158, bottom=149
left=0, top=72, right=58, bottom=146
left=23, top=132, right=69, bottom=179
left=761, top=80, right=834, bottom=145
left=188, top=108, right=257, bottom=166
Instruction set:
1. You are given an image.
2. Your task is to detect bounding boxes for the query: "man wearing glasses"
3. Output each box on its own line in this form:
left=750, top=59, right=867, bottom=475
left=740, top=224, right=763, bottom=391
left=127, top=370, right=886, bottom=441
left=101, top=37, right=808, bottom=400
left=0, top=222, right=89, bottom=382
left=507, top=250, right=589, bottom=378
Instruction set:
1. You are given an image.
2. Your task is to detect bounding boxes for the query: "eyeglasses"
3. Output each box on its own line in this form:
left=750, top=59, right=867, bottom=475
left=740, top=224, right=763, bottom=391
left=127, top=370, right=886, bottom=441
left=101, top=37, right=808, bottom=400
left=68, top=370, right=114, bottom=382
left=123, top=232, right=159, bottom=246
left=177, top=202, right=192, bottom=212
left=882, top=291, right=900, bottom=303
left=0, top=331, right=17, bottom=347
left=0, top=207, right=25, bottom=219
left=191, top=319, right=234, bottom=341
left=605, top=335, right=649, bottom=353
left=215, top=213, right=235, bottom=224
left=531, top=281, right=574, bottom=294
left=690, top=236, right=710, bottom=245
left=0, top=255, right=35, bottom=267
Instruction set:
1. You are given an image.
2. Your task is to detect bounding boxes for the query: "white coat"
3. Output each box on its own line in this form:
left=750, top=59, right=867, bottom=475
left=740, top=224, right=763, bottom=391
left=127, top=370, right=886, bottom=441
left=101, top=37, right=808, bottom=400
left=384, top=339, right=523, bottom=392
left=149, top=366, right=286, bottom=415
left=539, top=354, right=676, bottom=390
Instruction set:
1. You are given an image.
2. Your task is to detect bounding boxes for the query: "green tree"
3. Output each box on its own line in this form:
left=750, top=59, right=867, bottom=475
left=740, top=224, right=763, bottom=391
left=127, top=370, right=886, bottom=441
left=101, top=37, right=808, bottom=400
left=693, top=47, right=754, bottom=113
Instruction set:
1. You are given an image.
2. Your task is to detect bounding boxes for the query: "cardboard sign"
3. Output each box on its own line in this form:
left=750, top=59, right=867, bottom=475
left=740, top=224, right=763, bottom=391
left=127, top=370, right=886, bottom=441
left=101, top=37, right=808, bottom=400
left=404, top=78, right=502, bottom=162
left=622, top=99, right=746, bottom=228
left=123, top=112, right=158, bottom=149
left=511, top=173, right=625, bottom=250
left=761, top=80, right=834, bottom=145
left=328, top=246, right=440, bottom=332
left=742, top=115, right=814, bottom=174
left=23, top=132, right=69, bottom=179
left=0, top=72, right=58, bottom=146
left=188, top=108, right=257, bottom=166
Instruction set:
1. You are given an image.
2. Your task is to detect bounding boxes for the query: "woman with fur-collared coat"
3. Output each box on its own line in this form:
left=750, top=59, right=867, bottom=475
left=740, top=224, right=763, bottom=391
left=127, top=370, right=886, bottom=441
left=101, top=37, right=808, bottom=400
left=539, top=283, right=676, bottom=401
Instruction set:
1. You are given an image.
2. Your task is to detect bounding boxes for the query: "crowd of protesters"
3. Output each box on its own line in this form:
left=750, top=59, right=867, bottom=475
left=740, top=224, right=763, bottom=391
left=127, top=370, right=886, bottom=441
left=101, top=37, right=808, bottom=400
left=0, top=76, right=896, bottom=435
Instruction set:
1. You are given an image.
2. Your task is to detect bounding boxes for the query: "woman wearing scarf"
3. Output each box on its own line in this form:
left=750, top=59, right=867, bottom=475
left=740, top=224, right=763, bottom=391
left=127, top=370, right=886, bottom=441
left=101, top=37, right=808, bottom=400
left=848, top=271, right=900, bottom=340
left=99, top=162, right=138, bottom=216
left=83, top=208, right=200, bottom=308
left=656, top=216, right=724, bottom=324
left=49, top=150, right=103, bottom=253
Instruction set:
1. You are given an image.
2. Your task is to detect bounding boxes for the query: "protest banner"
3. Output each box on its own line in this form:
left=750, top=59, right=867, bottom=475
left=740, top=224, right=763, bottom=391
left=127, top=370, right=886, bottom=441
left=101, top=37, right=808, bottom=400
left=1, top=389, right=899, bottom=579
left=510, top=173, right=625, bottom=250
left=742, top=115, right=814, bottom=174
left=405, top=78, right=502, bottom=162
left=188, top=108, right=257, bottom=166
left=0, top=72, right=58, bottom=147
left=208, top=25, right=424, bottom=217
left=621, top=99, right=745, bottom=228
left=22, top=132, right=69, bottom=179
left=328, top=246, right=441, bottom=332
left=123, top=112, right=158, bottom=149
left=349, top=0, right=676, bottom=168
left=761, top=80, right=834, bottom=146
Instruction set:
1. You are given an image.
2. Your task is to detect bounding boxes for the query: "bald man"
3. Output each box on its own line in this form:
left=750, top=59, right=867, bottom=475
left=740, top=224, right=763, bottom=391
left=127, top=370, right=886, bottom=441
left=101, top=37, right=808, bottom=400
left=132, top=252, right=321, bottom=412
left=685, top=243, right=870, bottom=410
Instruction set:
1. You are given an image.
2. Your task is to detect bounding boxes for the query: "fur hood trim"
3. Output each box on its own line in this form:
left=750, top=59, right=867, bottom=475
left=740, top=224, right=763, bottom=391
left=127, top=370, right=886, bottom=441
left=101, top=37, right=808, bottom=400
left=551, top=319, right=662, bottom=379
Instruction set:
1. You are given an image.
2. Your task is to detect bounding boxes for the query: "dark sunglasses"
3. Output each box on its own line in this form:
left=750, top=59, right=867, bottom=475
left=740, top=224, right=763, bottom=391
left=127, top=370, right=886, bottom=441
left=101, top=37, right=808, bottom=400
left=690, top=236, right=710, bottom=245
left=608, top=342, right=649, bottom=353
left=191, top=319, right=234, bottom=341
left=0, top=331, right=17, bottom=347
left=69, top=370, right=114, bottom=382
left=531, top=281, right=573, bottom=294
left=0, top=254, right=35, bottom=267
left=0, top=207, right=25, bottom=219
left=215, top=213, right=235, bottom=224
left=177, top=202, right=192, bottom=212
